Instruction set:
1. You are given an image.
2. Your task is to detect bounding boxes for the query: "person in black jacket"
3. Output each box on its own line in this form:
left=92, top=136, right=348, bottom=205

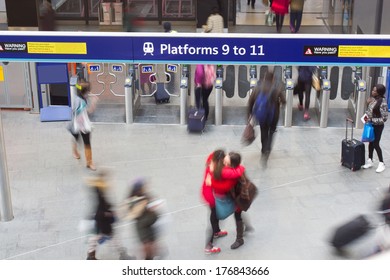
left=86, top=171, right=132, bottom=260
left=247, top=71, right=285, bottom=165
left=296, top=66, right=316, bottom=120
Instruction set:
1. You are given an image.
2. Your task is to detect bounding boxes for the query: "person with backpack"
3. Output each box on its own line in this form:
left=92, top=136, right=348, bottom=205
left=194, top=64, right=216, bottom=122
left=248, top=71, right=285, bottom=165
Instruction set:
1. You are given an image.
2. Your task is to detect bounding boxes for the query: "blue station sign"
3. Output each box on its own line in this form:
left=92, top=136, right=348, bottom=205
left=0, top=31, right=390, bottom=66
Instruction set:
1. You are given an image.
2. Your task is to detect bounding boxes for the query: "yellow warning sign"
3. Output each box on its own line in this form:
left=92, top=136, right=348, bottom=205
left=0, top=66, right=4, bottom=82
left=339, top=45, right=390, bottom=58
left=27, top=42, right=87, bottom=54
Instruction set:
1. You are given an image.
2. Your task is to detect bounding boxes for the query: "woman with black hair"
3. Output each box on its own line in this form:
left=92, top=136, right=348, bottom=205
left=363, top=84, right=388, bottom=173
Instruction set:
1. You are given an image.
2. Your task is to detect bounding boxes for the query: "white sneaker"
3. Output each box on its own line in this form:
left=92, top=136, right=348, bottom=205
left=363, top=159, right=374, bottom=169
left=376, top=162, right=386, bottom=173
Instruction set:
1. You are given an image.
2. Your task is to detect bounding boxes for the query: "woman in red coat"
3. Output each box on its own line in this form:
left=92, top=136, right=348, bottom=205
left=201, top=149, right=245, bottom=254
left=271, top=0, right=290, bottom=33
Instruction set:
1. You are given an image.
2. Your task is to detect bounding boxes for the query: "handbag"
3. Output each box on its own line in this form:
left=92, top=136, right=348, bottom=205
left=312, top=74, right=321, bottom=91
left=362, top=122, right=375, bottom=142
left=232, top=174, right=258, bottom=212
left=215, top=194, right=235, bottom=220
left=241, top=116, right=256, bottom=146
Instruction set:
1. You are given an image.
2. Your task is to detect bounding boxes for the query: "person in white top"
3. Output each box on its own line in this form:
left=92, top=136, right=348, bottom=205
left=202, top=7, right=224, bottom=33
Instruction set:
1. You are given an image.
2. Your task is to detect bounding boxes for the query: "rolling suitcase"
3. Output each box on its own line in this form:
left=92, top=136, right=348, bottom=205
left=187, top=107, right=206, bottom=132
left=330, top=215, right=372, bottom=249
left=341, top=119, right=365, bottom=171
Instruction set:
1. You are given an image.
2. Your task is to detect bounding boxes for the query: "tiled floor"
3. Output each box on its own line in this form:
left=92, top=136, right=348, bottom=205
left=1, top=108, right=390, bottom=260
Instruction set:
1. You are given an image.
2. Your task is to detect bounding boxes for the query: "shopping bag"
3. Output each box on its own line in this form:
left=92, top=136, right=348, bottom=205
left=361, top=122, right=375, bottom=142
left=215, top=194, right=235, bottom=220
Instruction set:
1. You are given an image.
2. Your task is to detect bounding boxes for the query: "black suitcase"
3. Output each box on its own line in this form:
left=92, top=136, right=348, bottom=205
left=330, top=215, right=371, bottom=249
left=154, top=83, right=170, bottom=104
left=188, top=107, right=206, bottom=132
left=341, top=119, right=365, bottom=171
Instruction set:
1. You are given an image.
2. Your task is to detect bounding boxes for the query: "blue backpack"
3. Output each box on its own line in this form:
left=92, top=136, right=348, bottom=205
left=254, top=92, right=274, bottom=125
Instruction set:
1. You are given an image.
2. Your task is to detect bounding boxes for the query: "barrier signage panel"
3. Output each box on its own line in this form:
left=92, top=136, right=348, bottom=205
left=1, top=32, right=390, bottom=65
left=132, top=36, right=390, bottom=65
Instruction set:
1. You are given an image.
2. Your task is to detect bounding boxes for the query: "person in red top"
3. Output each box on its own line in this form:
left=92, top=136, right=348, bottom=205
left=202, top=150, right=245, bottom=254
left=271, top=0, right=290, bottom=33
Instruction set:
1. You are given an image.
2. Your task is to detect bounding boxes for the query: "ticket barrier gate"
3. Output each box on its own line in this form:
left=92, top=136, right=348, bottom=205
left=215, top=65, right=223, bottom=125
left=284, top=78, right=295, bottom=127
left=348, top=80, right=367, bottom=129
left=180, top=65, right=189, bottom=125
left=140, top=64, right=179, bottom=100
left=314, top=79, right=331, bottom=128
left=124, top=66, right=141, bottom=124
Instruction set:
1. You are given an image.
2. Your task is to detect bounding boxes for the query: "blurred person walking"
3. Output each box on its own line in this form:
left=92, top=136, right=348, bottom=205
left=362, top=84, right=388, bottom=173
left=124, top=179, right=162, bottom=260
left=202, top=7, right=224, bottom=33
left=270, top=0, right=289, bottom=32
left=296, top=66, right=316, bottom=120
left=163, top=22, right=177, bottom=33
left=85, top=171, right=131, bottom=260
left=289, top=0, right=305, bottom=33
left=194, top=64, right=216, bottom=122
left=39, top=0, right=56, bottom=31
left=248, top=71, right=285, bottom=164
left=248, top=0, right=256, bottom=9
left=69, top=81, right=98, bottom=171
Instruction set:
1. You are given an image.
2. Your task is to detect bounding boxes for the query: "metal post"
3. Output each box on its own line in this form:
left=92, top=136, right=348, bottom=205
left=355, top=80, right=367, bottom=129
left=284, top=79, right=294, bottom=127
left=356, top=92, right=366, bottom=129
left=0, top=108, right=13, bottom=222
left=180, top=76, right=188, bottom=125
left=215, top=86, right=223, bottom=126
left=125, top=76, right=134, bottom=124
left=320, top=90, right=330, bottom=128
left=125, top=80, right=134, bottom=124
left=320, top=79, right=331, bottom=128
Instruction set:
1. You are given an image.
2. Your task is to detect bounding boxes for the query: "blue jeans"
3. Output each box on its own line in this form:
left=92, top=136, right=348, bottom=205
left=290, top=10, right=303, bottom=33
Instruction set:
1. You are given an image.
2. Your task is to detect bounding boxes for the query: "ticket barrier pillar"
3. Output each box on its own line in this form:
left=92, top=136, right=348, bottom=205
left=249, top=65, right=258, bottom=89
left=319, top=79, right=331, bottom=128
left=180, top=65, right=189, bottom=125
left=215, top=66, right=223, bottom=125
left=355, top=80, right=367, bottom=129
left=125, top=67, right=135, bottom=124
left=0, top=107, right=13, bottom=221
left=284, top=79, right=294, bottom=127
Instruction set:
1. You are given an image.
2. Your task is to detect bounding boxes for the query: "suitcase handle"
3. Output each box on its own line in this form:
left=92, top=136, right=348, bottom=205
left=345, top=118, right=354, bottom=141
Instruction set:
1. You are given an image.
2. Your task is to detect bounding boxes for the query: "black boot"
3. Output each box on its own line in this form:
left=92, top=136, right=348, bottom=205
left=231, top=220, right=244, bottom=249
left=87, top=251, right=97, bottom=260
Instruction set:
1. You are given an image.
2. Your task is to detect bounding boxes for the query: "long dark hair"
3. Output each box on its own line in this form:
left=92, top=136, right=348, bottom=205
left=373, top=84, right=386, bottom=117
left=212, top=149, right=226, bottom=180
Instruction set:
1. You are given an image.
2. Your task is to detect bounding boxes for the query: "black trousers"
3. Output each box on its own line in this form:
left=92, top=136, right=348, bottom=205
left=207, top=206, right=220, bottom=246
left=368, top=124, right=384, bottom=162
left=72, top=131, right=91, bottom=146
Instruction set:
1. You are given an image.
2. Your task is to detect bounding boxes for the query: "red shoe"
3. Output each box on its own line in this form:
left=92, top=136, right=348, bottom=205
left=204, top=246, right=221, bottom=254
left=304, top=112, right=311, bottom=120
left=214, top=230, right=228, bottom=238
left=298, top=104, right=303, bottom=111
